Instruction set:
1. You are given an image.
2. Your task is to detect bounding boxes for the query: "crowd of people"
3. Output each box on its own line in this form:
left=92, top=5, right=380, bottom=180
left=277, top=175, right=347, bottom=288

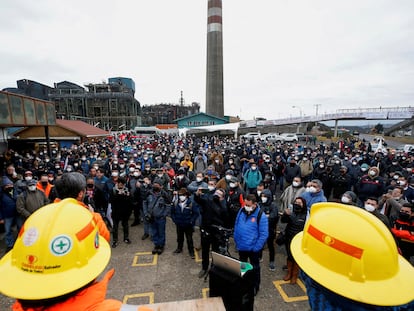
left=1, top=132, right=414, bottom=293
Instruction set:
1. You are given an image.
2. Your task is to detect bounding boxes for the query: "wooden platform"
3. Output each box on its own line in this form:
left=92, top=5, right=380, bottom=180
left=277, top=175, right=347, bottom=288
left=122, top=297, right=226, bottom=311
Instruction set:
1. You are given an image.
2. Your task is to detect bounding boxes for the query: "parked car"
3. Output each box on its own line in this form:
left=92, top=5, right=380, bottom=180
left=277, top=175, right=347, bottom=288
left=262, top=133, right=285, bottom=143
left=280, top=133, right=298, bottom=142
left=240, top=132, right=261, bottom=141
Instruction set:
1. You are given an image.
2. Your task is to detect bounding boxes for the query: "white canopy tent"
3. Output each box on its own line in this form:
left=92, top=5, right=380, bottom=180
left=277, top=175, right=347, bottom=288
left=178, top=122, right=240, bottom=138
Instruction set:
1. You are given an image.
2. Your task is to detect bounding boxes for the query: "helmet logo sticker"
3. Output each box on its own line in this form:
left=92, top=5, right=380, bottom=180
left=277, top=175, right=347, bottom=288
left=23, top=227, right=39, bottom=247
left=50, top=235, right=72, bottom=256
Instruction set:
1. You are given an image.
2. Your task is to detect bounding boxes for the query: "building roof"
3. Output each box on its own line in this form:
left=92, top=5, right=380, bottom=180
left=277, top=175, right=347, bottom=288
left=174, top=112, right=227, bottom=122
left=56, top=120, right=109, bottom=137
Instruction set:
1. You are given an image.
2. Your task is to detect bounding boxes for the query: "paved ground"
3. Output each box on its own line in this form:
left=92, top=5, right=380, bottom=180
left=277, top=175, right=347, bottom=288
left=0, top=215, right=310, bottom=310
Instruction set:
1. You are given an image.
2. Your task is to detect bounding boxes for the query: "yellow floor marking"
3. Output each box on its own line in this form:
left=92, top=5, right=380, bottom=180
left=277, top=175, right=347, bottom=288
left=273, top=279, right=308, bottom=302
left=202, top=287, right=210, bottom=299
left=123, top=292, right=155, bottom=304
left=132, top=252, right=158, bottom=267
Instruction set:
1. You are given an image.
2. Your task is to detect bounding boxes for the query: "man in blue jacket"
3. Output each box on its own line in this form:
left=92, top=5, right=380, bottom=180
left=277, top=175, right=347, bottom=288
left=234, top=194, right=268, bottom=296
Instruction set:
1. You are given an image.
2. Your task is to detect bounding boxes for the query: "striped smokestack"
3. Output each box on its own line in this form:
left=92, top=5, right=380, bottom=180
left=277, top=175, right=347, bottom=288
left=206, top=0, right=224, bottom=118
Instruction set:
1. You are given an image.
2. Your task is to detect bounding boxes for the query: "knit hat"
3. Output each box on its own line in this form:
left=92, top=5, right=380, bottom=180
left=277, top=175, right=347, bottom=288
left=1, top=176, right=13, bottom=187
left=343, top=191, right=357, bottom=203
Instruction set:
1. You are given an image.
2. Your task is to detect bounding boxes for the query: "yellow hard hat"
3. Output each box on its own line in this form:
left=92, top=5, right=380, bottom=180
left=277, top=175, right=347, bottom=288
left=291, top=202, right=414, bottom=306
left=0, top=198, right=111, bottom=300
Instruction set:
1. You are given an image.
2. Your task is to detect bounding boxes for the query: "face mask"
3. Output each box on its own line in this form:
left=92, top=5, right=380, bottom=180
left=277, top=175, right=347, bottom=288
left=392, top=162, right=398, bottom=166
left=244, top=205, right=254, bottom=213
left=28, top=185, right=37, bottom=192
left=399, top=212, right=411, bottom=221
left=225, top=175, right=232, bottom=181
left=179, top=195, right=187, bottom=202
left=111, top=172, right=119, bottom=177
left=48, top=178, right=54, bottom=182
left=81, top=157, right=86, bottom=161
left=290, top=163, right=296, bottom=167
left=369, top=170, right=376, bottom=177
left=251, top=166, right=257, bottom=170
left=303, top=157, right=308, bottom=161
left=335, top=160, right=340, bottom=165
left=393, top=175, right=399, bottom=180
left=341, top=196, right=351, bottom=204
left=319, top=164, right=324, bottom=169
left=208, top=185, right=215, bottom=191
left=229, top=160, right=233, bottom=164
left=292, top=181, right=300, bottom=187
left=215, top=159, right=220, bottom=164
left=229, top=182, right=237, bottom=188
left=361, top=168, right=367, bottom=172
left=87, top=184, right=94, bottom=188
left=133, top=172, right=140, bottom=177
left=196, top=177, right=203, bottom=182
left=73, top=163, right=79, bottom=167
left=293, top=203, right=303, bottom=213
left=257, top=190, right=262, bottom=196
left=143, top=157, right=148, bottom=160
left=178, top=175, right=184, bottom=180
left=153, top=186, right=160, bottom=192
left=129, top=168, right=135, bottom=173
left=66, top=168, right=72, bottom=172
left=352, top=161, right=357, bottom=166
left=306, top=186, right=317, bottom=193
left=25, top=176, right=33, bottom=181
left=119, top=164, right=125, bottom=169
left=364, top=204, right=376, bottom=212
left=261, top=197, right=268, bottom=203
left=41, top=181, right=48, bottom=186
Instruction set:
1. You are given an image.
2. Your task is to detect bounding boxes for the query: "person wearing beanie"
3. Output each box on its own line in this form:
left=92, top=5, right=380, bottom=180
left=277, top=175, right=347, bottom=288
left=355, top=166, right=385, bottom=203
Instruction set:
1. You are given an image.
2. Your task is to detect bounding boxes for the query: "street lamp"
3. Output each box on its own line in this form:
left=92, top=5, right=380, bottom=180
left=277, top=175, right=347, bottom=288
left=292, top=105, right=303, bottom=118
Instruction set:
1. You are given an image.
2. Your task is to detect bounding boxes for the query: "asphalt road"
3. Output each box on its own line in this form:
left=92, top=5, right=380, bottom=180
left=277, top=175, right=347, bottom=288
left=0, top=216, right=311, bottom=311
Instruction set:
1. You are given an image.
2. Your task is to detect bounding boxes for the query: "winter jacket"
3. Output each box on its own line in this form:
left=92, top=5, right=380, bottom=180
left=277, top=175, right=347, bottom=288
left=194, top=193, right=230, bottom=229
left=301, top=189, right=327, bottom=215
left=243, top=168, right=262, bottom=189
left=11, top=269, right=122, bottom=311
left=147, top=190, right=171, bottom=219
left=0, top=189, right=18, bottom=219
left=355, top=175, right=385, bottom=202
left=171, top=197, right=199, bottom=227
left=234, top=206, right=269, bottom=252
left=16, top=190, right=49, bottom=219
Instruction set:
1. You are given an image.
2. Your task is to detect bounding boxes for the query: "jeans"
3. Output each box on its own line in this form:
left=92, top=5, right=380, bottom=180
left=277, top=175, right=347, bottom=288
left=151, top=217, right=166, bottom=247
left=4, top=216, right=23, bottom=248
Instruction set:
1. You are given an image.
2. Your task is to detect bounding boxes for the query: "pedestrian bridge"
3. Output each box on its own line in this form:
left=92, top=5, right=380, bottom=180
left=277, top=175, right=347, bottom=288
left=240, top=107, right=414, bottom=136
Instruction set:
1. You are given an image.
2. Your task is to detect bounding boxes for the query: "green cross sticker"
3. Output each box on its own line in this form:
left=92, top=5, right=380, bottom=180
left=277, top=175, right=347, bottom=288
left=50, top=235, right=72, bottom=256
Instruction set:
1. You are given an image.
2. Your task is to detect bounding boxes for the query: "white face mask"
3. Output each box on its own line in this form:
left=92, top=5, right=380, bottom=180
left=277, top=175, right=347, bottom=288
left=364, top=204, right=376, bottom=212
left=179, top=195, right=187, bottom=202
left=28, top=185, right=37, bottom=192
left=261, top=197, right=268, bottom=203
left=225, top=175, right=232, bottom=181
left=215, top=159, right=220, bottom=164
left=341, top=196, right=351, bottom=204
left=129, top=168, right=135, bottom=173
left=208, top=185, right=215, bottom=191
left=306, top=186, right=317, bottom=193
left=229, top=183, right=237, bottom=188
left=25, top=176, right=33, bottom=181
left=257, top=190, right=262, bottom=196
left=244, top=205, right=254, bottom=212
left=119, top=164, right=125, bottom=169
left=133, top=172, right=140, bottom=177
left=196, top=177, right=203, bottom=182
left=111, top=172, right=119, bottom=177
left=369, top=170, right=376, bottom=177
left=251, top=166, right=257, bottom=170
left=292, top=181, right=300, bottom=187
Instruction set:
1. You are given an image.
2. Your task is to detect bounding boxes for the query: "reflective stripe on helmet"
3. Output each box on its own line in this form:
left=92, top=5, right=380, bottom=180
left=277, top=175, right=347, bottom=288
left=308, top=224, right=364, bottom=259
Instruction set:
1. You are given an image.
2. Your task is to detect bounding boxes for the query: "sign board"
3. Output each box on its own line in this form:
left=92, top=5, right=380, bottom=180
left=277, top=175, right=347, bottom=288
left=0, top=91, right=56, bottom=127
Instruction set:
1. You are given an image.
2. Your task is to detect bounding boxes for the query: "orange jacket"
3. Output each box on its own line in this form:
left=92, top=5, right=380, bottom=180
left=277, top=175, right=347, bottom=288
left=36, top=182, right=53, bottom=198
left=54, top=198, right=111, bottom=242
left=12, top=269, right=122, bottom=311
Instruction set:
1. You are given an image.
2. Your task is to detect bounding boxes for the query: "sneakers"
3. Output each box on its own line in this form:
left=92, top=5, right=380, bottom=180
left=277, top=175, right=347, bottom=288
left=152, top=247, right=158, bottom=255
left=112, top=241, right=118, bottom=248
left=173, top=249, right=182, bottom=254
left=198, top=269, right=208, bottom=278
left=124, top=238, right=131, bottom=244
left=269, top=262, right=276, bottom=271
left=141, top=233, right=149, bottom=240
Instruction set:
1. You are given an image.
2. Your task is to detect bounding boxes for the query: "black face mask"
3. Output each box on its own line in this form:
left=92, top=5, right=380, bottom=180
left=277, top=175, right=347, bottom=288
left=399, top=212, right=411, bottom=222
left=153, top=186, right=160, bottom=192
left=293, top=203, right=304, bottom=213
left=87, top=184, right=94, bottom=189
left=41, top=181, right=48, bottom=186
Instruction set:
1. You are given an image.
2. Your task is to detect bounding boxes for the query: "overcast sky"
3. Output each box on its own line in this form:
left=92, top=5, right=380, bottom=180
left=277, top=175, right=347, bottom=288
left=1, top=0, right=414, bottom=121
